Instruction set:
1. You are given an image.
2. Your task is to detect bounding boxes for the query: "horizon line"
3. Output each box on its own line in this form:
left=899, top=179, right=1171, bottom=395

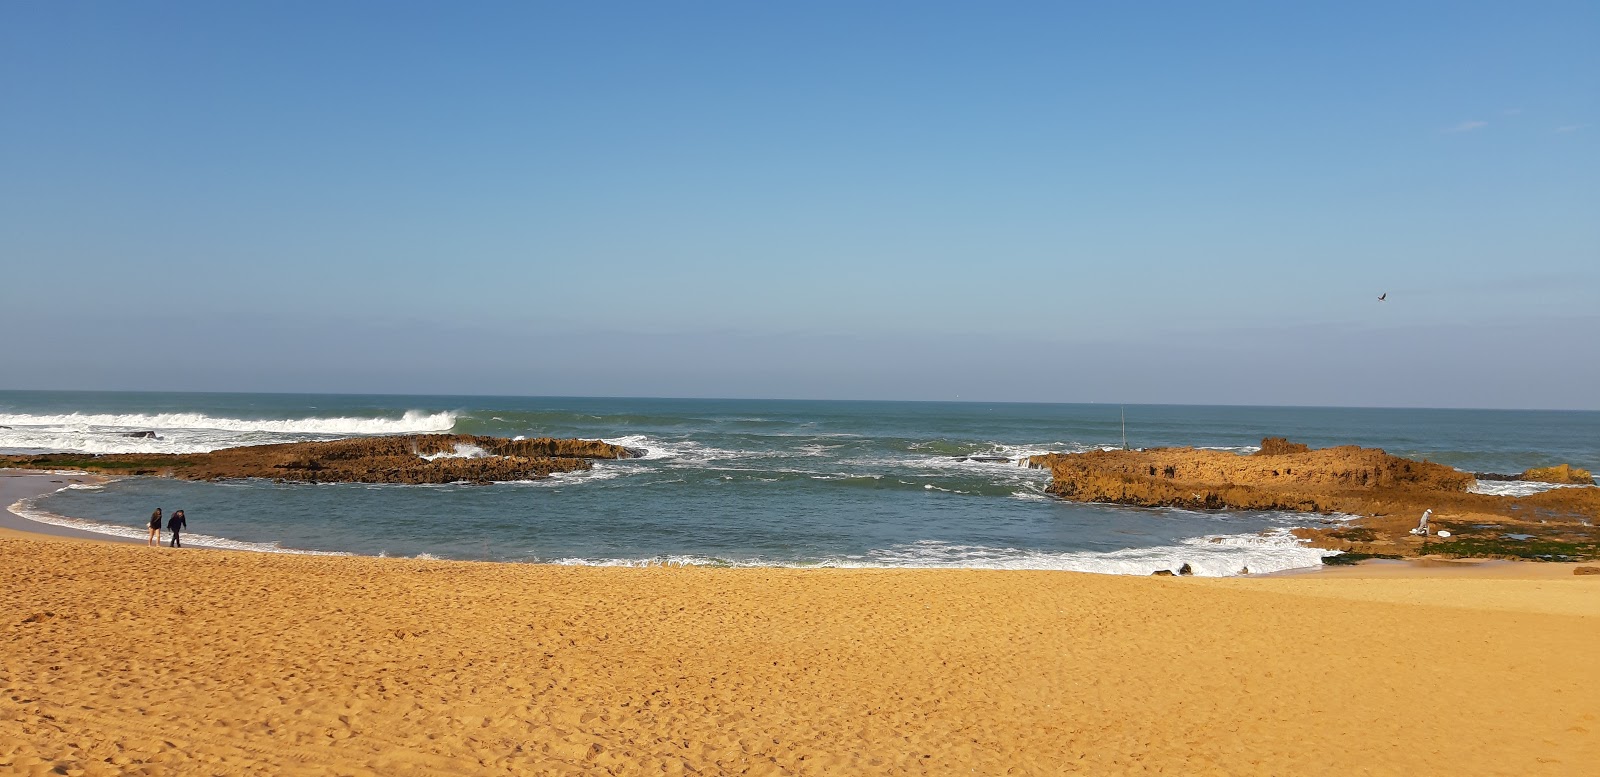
left=0, top=387, right=1595, bottom=414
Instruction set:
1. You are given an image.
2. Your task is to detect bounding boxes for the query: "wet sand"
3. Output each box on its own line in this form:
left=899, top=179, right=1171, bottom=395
left=0, top=469, right=132, bottom=543
left=3, top=507, right=1596, bottom=775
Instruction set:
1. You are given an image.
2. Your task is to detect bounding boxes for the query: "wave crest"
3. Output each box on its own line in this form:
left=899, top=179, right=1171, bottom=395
left=0, top=409, right=456, bottom=435
left=0, top=409, right=457, bottom=454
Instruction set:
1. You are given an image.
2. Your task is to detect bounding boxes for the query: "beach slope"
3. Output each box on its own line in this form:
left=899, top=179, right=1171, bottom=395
left=3, top=539, right=1596, bottom=775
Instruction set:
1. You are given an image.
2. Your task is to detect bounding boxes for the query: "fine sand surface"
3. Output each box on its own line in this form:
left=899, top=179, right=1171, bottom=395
left=4, top=531, right=1597, bottom=775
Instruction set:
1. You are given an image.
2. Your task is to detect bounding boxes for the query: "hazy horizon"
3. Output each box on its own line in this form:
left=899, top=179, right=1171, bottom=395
left=24, top=388, right=1595, bottom=412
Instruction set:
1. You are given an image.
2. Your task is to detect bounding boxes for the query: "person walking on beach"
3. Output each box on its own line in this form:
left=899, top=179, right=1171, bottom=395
left=168, top=510, right=187, bottom=548
left=147, top=508, right=163, bottom=547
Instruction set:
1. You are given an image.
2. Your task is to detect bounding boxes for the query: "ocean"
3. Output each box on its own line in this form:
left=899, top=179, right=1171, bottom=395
left=3, top=391, right=1596, bottom=575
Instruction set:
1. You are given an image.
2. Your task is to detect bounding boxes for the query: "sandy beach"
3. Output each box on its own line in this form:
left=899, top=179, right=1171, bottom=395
left=0, top=475, right=1594, bottom=775
left=8, top=0, right=1595, bottom=772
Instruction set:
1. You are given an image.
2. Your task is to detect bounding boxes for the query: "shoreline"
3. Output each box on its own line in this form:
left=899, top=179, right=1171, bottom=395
left=0, top=469, right=132, bottom=544
left=3, top=467, right=1591, bottom=580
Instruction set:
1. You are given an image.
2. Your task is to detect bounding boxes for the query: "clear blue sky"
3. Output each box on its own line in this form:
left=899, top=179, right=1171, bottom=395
left=3, top=2, right=1596, bottom=407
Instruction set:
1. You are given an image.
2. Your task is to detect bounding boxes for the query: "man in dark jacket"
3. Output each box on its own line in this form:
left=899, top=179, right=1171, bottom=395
left=169, top=510, right=187, bottom=548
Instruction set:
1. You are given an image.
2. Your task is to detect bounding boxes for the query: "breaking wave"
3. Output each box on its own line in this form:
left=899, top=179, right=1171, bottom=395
left=542, top=532, right=1332, bottom=576
left=0, top=410, right=456, bottom=435
left=0, top=410, right=457, bottom=455
left=1467, top=480, right=1593, bottom=497
left=419, top=443, right=490, bottom=461
left=842, top=532, right=1333, bottom=575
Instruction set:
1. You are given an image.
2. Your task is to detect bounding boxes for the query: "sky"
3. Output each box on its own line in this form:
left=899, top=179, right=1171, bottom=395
left=2, top=2, right=1596, bottom=408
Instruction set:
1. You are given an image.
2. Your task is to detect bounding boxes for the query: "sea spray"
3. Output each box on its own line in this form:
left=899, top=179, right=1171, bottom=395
left=0, top=409, right=457, bottom=455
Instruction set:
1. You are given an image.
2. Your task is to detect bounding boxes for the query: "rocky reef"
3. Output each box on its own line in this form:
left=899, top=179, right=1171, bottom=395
left=1029, top=439, right=1600, bottom=563
left=0, top=434, right=644, bottom=485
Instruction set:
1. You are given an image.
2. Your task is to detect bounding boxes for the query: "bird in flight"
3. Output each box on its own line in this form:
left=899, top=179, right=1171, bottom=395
left=1378, top=293, right=1387, bottom=301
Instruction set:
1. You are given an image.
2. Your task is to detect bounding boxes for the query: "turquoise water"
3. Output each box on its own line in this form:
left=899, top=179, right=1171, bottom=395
left=4, top=391, right=1596, bottom=575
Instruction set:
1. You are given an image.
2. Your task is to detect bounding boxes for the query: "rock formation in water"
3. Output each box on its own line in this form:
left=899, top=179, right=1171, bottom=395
left=1028, top=441, right=1472, bottom=513
left=1255, top=437, right=1309, bottom=456
left=1520, top=464, right=1594, bottom=484
left=1028, top=438, right=1600, bottom=562
left=0, top=434, right=644, bottom=485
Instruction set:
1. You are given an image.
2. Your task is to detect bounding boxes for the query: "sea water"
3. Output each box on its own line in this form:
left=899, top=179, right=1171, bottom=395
left=3, top=391, right=1596, bottom=575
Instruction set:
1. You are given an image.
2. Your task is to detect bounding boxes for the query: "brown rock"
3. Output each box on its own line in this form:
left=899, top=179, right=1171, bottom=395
left=1028, top=438, right=1600, bottom=564
left=0, top=434, right=643, bottom=485
left=1027, top=440, right=1472, bottom=512
left=1256, top=437, right=1310, bottom=456
left=1521, top=464, right=1594, bottom=485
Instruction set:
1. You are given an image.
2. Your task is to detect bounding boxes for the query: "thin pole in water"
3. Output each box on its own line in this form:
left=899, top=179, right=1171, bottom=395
left=1121, top=406, right=1128, bottom=450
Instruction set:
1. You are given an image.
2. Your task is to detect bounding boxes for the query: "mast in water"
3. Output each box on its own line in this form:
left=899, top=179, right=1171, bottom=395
left=1121, top=406, right=1127, bottom=450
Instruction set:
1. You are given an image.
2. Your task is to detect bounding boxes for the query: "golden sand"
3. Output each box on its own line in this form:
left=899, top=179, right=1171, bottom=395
left=3, top=534, right=1597, bottom=776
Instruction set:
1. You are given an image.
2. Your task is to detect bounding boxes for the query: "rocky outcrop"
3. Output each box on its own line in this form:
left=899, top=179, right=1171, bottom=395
left=1255, top=437, right=1309, bottom=456
left=1028, top=438, right=1600, bottom=563
left=0, top=434, right=643, bottom=485
left=1521, top=464, right=1594, bottom=484
left=1027, top=440, right=1472, bottom=513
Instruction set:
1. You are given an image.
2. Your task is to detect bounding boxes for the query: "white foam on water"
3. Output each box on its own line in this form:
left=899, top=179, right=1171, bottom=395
left=845, top=450, right=1052, bottom=496
left=541, top=531, right=1332, bottom=576
left=1009, top=490, right=1054, bottom=502
left=1142, top=505, right=1362, bottom=526
left=0, top=409, right=455, bottom=435
left=907, top=440, right=1102, bottom=464
left=840, top=531, right=1333, bottom=576
left=7, top=495, right=351, bottom=556
left=0, top=409, right=457, bottom=455
left=497, top=465, right=628, bottom=487
left=897, top=455, right=1052, bottom=475
left=1467, top=480, right=1593, bottom=497
left=600, top=435, right=745, bottom=464
left=547, top=555, right=738, bottom=568
left=600, top=435, right=683, bottom=460
left=419, top=443, right=490, bottom=461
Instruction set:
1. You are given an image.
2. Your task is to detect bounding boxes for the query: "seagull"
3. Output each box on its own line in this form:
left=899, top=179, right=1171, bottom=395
left=1378, top=293, right=1387, bottom=301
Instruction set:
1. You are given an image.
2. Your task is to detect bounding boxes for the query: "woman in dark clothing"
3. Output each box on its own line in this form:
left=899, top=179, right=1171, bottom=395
left=147, top=508, right=162, bottom=547
left=168, top=510, right=187, bottom=548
